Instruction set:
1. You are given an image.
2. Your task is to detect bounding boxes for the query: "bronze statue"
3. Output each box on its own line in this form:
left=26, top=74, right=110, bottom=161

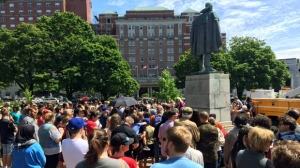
left=190, top=2, right=222, bottom=73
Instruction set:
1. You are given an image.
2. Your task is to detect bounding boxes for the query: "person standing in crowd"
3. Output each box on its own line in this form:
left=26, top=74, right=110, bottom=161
left=271, top=140, right=300, bottom=168
left=38, top=111, right=64, bottom=168
left=0, top=108, right=17, bottom=168
left=10, top=106, right=21, bottom=127
left=110, top=133, right=137, bottom=168
left=197, top=111, right=218, bottom=168
left=62, top=117, right=89, bottom=168
left=18, top=107, right=40, bottom=142
left=174, top=107, right=200, bottom=149
left=235, top=127, right=274, bottom=168
left=223, top=114, right=248, bottom=168
left=158, top=109, right=177, bottom=161
left=277, top=114, right=300, bottom=142
left=143, top=118, right=155, bottom=167
left=111, top=116, right=139, bottom=158
left=75, top=129, right=129, bottom=168
left=230, top=126, right=252, bottom=168
left=151, top=126, right=203, bottom=168
left=286, top=109, right=300, bottom=133
left=100, top=106, right=110, bottom=129
left=86, top=111, right=100, bottom=136
left=13, top=125, right=46, bottom=168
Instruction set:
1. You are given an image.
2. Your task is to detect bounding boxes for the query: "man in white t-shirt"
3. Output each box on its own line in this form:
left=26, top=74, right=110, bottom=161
left=62, top=118, right=89, bottom=168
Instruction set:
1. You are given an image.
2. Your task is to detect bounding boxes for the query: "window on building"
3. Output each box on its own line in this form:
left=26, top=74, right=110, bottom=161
left=160, top=64, right=163, bottom=69
left=159, top=40, right=163, bottom=45
left=159, top=32, right=163, bottom=37
left=189, top=16, right=193, bottom=22
left=140, top=41, right=143, bottom=46
left=120, top=25, right=123, bottom=30
left=139, top=25, right=143, bottom=29
left=55, top=10, right=60, bottom=13
left=18, top=3, right=23, bottom=7
left=9, top=3, right=14, bottom=7
left=120, top=41, right=124, bottom=46
left=178, top=24, right=182, bottom=29
left=10, top=17, right=15, bottom=21
left=167, top=40, right=170, bottom=45
left=0, top=4, right=5, bottom=7
left=132, top=41, right=135, bottom=46
left=0, top=10, right=5, bottom=14
left=140, top=57, right=144, bottom=62
left=129, top=49, right=136, bottom=54
left=0, top=17, right=5, bottom=21
left=140, top=49, right=144, bottom=54
left=159, top=25, right=162, bottom=29
left=120, top=33, right=124, bottom=38
left=179, top=48, right=182, bottom=53
left=46, top=10, right=51, bottom=14
left=159, top=48, right=163, bottom=54
left=159, top=56, right=163, bottom=61
left=10, top=24, right=15, bottom=28
left=46, top=3, right=51, bottom=7
left=139, top=33, right=143, bottom=38
left=107, top=18, right=110, bottom=23
left=37, top=3, right=42, bottom=7
left=37, top=10, right=42, bottom=14
left=129, top=57, right=136, bottom=62
left=167, top=56, right=174, bottom=61
left=167, top=63, right=174, bottom=69
left=19, top=17, right=24, bottom=21
left=148, top=56, right=155, bottom=61
left=128, top=33, right=135, bottom=38
left=128, top=25, right=135, bottom=30
left=19, top=10, right=23, bottom=14
left=179, top=40, right=182, bottom=45
left=1, top=24, right=6, bottom=28
left=27, top=3, right=32, bottom=7
left=10, top=10, right=14, bottom=14
left=55, top=3, right=60, bottom=7
left=28, top=10, right=33, bottom=14
left=120, top=50, right=124, bottom=54
left=28, top=17, right=33, bottom=21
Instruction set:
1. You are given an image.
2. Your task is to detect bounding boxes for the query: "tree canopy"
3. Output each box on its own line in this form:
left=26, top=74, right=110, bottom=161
left=156, top=70, right=181, bottom=101
left=0, top=12, right=139, bottom=99
left=174, top=36, right=290, bottom=98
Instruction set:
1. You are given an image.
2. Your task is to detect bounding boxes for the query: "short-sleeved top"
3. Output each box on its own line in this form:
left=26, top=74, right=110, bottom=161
left=86, top=120, right=97, bottom=135
left=75, top=158, right=129, bottom=168
left=158, top=119, right=174, bottom=157
left=111, top=124, right=139, bottom=144
left=0, top=118, right=16, bottom=144
left=151, top=157, right=203, bottom=168
left=10, top=112, right=21, bottom=124
left=110, top=156, right=137, bottom=168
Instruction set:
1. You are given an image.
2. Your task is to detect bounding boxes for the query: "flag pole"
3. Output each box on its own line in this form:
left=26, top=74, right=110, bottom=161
left=147, top=66, right=149, bottom=78
left=157, top=66, right=158, bottom=77
left=137, top=66, right=138, bottom=78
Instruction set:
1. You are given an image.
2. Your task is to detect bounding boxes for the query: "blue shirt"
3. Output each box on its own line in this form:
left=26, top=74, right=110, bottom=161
left=10, top=112, right=21, bottom=124
left=151, top=157, right=203, bottom=168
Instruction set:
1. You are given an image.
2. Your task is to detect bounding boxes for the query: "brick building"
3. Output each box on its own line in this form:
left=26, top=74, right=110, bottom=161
left=93, top=7, right=226, bottom=97
left=0, top=0, right=91, bottom=29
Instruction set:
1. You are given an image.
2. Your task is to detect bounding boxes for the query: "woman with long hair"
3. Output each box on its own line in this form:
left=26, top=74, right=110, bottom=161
left=38, top=111, right=64, bottom=168
left=75, top=129, right=129, bottom=168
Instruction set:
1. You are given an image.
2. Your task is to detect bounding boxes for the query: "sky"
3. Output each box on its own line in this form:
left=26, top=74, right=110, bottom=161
left=91, top=0, right=300, bottom=59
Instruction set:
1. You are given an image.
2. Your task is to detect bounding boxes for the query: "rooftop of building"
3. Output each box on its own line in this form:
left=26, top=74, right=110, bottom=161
left=129, top=6, right=171, bottom=11
left=101, top=10, right=117, bottom=14
left=182, top=8, right=199, bottom=13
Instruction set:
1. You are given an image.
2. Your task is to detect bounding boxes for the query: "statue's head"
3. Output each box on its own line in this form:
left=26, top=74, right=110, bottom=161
left=205, top=2, right=213, bottom=9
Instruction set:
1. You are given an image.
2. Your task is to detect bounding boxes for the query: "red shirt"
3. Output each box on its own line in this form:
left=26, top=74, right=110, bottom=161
left=110, top=156, right=137, bottom=168
left=86, top=120, right=97, bottom=135
left=37, top=117, right=44, bottom=127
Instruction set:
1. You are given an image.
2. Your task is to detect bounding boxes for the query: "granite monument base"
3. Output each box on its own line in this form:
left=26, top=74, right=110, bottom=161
left=185, top=73, right=231, bottom=125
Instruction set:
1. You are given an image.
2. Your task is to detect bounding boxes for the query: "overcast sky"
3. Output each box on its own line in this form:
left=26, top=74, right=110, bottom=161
left=91, top=0, right=300, bottom=59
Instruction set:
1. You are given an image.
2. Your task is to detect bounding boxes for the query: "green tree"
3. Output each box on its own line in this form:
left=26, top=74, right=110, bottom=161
left=83, top=35, right=140, bottom=100
left=157, top=70, right=180, bottom=101
left=173, top=49, right=228, bottom=89
left=36, top=12, right=96, bottom=99
left=0, top=24, right=49, bottom=92
left=228, top=36, right=289, bottom=98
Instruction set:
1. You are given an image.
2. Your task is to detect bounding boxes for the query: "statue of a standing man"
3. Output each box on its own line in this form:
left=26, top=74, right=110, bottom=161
left=190, top=2, right=222, bottom=73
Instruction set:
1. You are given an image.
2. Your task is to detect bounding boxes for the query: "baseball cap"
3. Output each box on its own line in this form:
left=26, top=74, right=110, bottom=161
left=110, top=133, right=134, bottom=147
left=142, top=118, right=150, bottom=124
left=182, top=107, right=193, bottom=116
left=68, top=118, right=87, bottom=130
left=102, top=106, right=110, bottom=111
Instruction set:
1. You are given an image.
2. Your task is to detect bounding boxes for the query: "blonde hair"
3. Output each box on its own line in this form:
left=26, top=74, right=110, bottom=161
left=166, top=126, right=192, bottom=153
left=248, top=127, right=274, bottom=152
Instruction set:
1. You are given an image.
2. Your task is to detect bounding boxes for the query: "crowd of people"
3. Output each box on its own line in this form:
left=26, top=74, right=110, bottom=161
left=0, top=96, right=299, bottom=168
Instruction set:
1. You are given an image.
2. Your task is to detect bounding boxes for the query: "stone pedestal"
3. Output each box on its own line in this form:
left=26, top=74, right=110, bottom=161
left=185, top=73, right=231, bottom=124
